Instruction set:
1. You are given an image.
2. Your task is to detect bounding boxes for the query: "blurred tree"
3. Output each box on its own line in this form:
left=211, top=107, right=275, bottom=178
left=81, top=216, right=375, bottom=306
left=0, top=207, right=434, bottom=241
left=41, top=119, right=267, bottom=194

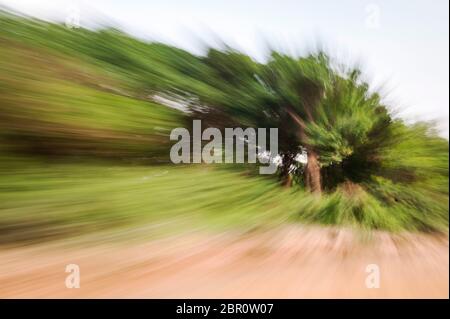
left=161, top=48, right=405, bottom=195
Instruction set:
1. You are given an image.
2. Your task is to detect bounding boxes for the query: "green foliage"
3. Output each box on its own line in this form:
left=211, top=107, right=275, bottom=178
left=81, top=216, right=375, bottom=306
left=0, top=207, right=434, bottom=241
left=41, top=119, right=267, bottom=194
left=0, top=11, right=448, bottom=237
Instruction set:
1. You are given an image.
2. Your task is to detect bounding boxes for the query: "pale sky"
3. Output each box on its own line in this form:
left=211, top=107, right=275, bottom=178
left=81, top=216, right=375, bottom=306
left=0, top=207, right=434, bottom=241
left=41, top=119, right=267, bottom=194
left=1, top=0, right=448, bottom=138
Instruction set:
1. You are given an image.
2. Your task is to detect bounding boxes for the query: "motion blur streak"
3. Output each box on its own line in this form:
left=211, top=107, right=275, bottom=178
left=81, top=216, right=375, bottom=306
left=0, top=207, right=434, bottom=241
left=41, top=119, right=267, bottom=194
left=0, top=227, right=448, bottom=298
left=0, top=7, right=448, bottom=298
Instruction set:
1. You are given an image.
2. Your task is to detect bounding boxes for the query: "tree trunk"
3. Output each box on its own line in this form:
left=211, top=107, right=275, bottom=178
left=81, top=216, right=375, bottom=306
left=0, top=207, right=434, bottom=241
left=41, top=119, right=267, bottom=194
left=284, top=173, right=293, bottom=188
left=305, top=150, right=322, bottom=194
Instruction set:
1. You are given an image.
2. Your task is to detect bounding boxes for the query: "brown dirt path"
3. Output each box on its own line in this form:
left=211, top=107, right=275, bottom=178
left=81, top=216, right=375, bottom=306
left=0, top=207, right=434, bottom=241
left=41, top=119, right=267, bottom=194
left=0, top=226, right=448, bottom=298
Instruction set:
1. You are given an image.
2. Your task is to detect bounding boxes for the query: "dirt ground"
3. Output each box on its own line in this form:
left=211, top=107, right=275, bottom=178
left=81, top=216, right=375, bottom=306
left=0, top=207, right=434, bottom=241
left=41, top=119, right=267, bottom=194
left=0, top=226, right=448, bottom=298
